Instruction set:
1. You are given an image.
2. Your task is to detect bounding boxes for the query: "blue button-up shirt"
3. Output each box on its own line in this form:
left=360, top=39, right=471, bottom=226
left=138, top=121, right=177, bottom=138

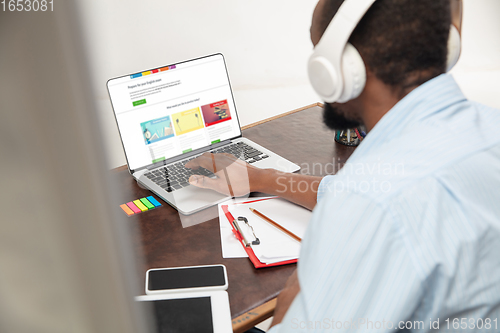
left=269, top=74, right=500, bottom=332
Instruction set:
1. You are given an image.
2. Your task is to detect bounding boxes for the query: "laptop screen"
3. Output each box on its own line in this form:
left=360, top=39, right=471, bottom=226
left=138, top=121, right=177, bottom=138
left=107, top=54, right=242, bottom=171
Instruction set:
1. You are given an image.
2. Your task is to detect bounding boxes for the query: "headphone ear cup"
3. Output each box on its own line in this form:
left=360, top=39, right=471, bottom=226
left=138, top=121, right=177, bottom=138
left=308, top=54, right=341, bottom=103
left=446, top=25, right=461, bottom=72
left=338, top=43, right=367, bottom=103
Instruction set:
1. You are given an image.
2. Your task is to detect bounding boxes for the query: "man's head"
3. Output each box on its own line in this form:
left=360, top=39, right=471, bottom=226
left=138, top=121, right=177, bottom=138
left=312, top=0, right=457, bottom=131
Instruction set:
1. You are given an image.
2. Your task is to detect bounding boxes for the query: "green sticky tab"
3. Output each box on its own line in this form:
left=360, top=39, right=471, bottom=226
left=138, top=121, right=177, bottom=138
left=211, top=139, right=221, bottom=144
left=182, top=148, right=192, bottom=154
left=140, top=198, right=155, bottom=210
left=152, top=157, right=165, bottom=163
left=132, top=99, right=146, bottom=107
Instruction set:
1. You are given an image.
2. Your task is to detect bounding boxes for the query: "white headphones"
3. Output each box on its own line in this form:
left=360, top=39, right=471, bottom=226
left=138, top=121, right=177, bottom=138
left=308, top=0, right=462, bottom=103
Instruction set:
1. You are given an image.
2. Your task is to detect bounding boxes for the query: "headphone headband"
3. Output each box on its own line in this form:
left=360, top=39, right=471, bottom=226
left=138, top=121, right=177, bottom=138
left=315, top=0, right=376, bottom=54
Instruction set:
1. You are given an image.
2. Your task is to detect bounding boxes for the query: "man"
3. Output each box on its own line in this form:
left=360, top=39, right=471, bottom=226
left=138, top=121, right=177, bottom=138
left=187, top=0, right=500, bottom=331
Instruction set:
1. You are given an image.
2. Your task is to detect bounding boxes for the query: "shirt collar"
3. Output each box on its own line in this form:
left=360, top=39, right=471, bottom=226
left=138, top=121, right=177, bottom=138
left=354, top=73, right=467, bottom=153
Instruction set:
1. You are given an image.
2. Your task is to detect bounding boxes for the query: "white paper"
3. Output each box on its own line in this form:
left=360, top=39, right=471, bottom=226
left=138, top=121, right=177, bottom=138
left=220, top=197, right=312, bottom=263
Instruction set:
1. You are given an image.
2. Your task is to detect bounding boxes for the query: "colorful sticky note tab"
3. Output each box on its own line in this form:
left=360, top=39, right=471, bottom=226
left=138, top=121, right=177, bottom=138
left=142, top=71, right=151, bottom=76
left=126, top=201, right=142, bottom=214
left=120, top=204, right=135, bottom=216
left=133, top=199, right=148, bottom=212
left=147, top=196, right=162, bottom=207
left=121, top=197, right=161, bottom=216
left=140, top=197, right=155, bottom=210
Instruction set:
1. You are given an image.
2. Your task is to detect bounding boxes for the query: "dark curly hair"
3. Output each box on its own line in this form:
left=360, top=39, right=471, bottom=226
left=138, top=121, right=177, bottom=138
left=318, top=0, right=451, bottom=93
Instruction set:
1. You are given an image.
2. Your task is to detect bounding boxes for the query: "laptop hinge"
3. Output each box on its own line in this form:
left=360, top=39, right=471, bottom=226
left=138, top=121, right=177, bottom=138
left=145, top=159, right=167, bottom=171
left=143, top=139, right=232, bottom=171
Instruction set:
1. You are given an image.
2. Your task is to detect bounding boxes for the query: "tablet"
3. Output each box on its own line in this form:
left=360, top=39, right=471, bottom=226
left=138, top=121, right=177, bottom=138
left=135, top=291, right=232, bottom=333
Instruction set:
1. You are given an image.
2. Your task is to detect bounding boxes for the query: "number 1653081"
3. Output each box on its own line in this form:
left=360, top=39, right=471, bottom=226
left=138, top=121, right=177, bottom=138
left=2, top=0, right=54, bottom=12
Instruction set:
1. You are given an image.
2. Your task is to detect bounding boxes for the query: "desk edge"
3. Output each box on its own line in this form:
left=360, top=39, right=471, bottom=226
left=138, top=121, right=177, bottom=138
left=241, top=102, right=322, bottom=130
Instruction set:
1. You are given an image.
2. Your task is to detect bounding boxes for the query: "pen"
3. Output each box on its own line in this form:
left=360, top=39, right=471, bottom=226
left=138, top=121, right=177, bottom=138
left=354, top=128, right=363, bottom=141
left=249, top=208, right=302, bottom=242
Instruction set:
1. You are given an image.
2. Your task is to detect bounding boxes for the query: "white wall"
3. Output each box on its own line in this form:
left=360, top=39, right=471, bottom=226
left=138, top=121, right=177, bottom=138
left=76, top=0, right=319, bottom=169
left=451, top=0, right=500, bottom=109
left=76, top=0, right=500, bottom=169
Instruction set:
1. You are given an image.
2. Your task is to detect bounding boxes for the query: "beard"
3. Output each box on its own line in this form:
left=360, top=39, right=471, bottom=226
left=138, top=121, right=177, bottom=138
left=322, top=102, right=362, bottom=131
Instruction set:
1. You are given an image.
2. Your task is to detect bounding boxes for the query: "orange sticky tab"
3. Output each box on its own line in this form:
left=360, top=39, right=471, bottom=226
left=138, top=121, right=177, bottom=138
left=120, top=204, right=135, bottom=216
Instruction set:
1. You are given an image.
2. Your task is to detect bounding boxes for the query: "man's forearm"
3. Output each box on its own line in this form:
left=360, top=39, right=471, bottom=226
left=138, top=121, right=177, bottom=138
left=252, top=169, right=322, bottom=210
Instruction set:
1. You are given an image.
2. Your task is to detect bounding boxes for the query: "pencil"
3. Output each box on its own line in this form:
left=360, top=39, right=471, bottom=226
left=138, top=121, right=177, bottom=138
left=249, top=208, right=302, bottom=242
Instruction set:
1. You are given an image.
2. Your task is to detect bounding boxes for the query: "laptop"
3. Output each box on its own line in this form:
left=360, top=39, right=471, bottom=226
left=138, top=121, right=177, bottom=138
left=107, top=53, right=300, bottom=215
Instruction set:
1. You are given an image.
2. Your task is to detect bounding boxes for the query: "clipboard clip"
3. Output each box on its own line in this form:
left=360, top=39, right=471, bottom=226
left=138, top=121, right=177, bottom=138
left=232, top=216, right=260, bottom=247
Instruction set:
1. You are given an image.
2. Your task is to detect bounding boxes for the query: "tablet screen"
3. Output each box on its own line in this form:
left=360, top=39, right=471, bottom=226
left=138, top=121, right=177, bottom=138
left=152, top=297, right=213, bottom=333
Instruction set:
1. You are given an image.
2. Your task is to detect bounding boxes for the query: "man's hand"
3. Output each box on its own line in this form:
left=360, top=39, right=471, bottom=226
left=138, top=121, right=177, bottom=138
left=185, top=152, right=262, bottom=197
left=185, top=152, right=322, bottom=210
left=271, top=269, right=300, bottom=328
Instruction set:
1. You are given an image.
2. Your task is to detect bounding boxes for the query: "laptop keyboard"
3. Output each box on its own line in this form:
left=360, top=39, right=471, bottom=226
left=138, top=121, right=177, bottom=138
left=143, top=142, right=269, bottom=192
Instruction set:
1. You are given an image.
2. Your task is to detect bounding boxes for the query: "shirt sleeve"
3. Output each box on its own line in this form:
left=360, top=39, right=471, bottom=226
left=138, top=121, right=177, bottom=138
left=316, top=175, right=335, bottom=203
left=269, top=191, right=424, bottom=333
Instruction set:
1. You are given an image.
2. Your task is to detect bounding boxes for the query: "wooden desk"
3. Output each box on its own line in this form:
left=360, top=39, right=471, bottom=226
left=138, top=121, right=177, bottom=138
left=113, top=103, right=356, bottom=332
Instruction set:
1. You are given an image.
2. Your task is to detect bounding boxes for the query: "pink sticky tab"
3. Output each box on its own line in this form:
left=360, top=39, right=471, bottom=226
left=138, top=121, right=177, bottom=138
left=126, top=201, right=142, bottom=214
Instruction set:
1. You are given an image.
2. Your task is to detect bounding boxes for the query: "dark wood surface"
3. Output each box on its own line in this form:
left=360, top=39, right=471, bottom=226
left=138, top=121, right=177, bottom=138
left=113, top=104, right=356, bottom=319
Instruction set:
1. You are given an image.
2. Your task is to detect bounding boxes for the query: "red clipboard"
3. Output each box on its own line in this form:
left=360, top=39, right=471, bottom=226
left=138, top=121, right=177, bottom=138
left=221, top=198, right=298, bottom=269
